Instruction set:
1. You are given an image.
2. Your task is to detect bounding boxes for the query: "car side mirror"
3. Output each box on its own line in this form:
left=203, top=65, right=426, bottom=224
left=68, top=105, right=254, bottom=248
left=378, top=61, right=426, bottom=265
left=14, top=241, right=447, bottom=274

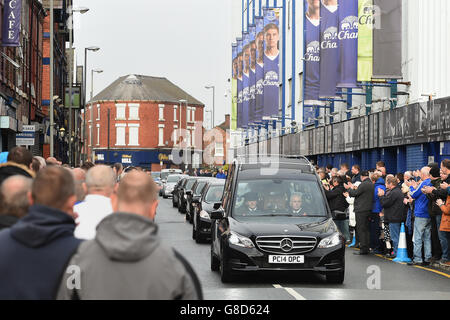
left=213, top=202, right=222, bottom=210
left=210, top=208, right=224, bottom=220
left=192, top=196, right=201, bottom=204
left=186, top=190, right=192, bottom=196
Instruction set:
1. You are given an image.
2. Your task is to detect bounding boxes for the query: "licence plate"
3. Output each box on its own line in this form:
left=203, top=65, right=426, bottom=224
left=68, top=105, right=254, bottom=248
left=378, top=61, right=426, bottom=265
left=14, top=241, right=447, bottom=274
left=268, top=255, right=304, bottom=264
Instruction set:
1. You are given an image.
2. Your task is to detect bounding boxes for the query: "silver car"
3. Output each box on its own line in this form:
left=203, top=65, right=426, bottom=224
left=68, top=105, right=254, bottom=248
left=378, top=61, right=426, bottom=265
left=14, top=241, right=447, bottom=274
left=162, top=174, right=187, bottom=198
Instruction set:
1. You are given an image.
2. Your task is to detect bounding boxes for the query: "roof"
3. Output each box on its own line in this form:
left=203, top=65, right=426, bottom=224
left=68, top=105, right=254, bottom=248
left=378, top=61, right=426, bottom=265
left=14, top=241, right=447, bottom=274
left=90, top=74, right=204, bottom=106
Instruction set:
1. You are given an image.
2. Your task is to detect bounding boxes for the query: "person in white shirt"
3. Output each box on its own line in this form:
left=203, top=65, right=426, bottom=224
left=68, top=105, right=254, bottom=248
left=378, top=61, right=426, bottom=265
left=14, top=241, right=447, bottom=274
left=74, top=165, right=116, bottom=240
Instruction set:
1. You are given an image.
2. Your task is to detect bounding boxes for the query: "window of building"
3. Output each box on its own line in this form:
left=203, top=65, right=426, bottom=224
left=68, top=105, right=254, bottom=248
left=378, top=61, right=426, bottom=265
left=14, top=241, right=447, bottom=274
left=187, top=106, right=191, bottom=122
left=129, top=124, right=139, bottom=146
left=88, top=125, right=92, bottom=146
left=97, top=104, right=100, bottom=121
left=158, top=125, right=164, bottom=146
left=173, top=125, right=178, bottom=146
left=96, top=124, right=100, bottom=145
left=215, top=142, right=224, bottom=156
left=191, top=107, right=195, bottom=122
left=116, top=103, right=126, bottom=120
left=174, top=105, right=178, bottom=122
left=159, top=104, right=165, bottom=120
left=129, top=103, right=140, bottom=120
left=116, top=124, right=126, bottom=146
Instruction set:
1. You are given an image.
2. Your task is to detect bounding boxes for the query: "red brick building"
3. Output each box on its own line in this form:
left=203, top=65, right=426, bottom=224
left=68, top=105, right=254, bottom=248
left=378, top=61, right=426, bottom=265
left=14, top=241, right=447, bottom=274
left=85, top=74, right=205, bottom=171
left=203, top=114, right=231, bottom=166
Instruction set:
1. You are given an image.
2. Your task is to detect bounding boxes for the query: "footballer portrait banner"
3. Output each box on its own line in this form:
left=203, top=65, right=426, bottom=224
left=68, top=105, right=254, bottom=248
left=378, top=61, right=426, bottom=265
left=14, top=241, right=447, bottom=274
left=242, top=32, right=251, bottom=128
left=319, top=0, right=340, bottom=98
left=357, top=0, right=375, bottom=82
left=303, top=0, right=321, bottom=126
left=249, top=24, right=257, bottom=126
left=2, top=0, right=22, bottom=47
left=254, top=17, right=265, bottom=124
left=263, top=8, right=280, bottom=119
left=231, top=44, right=238, bottom=131
left=237, top=38, right=243, bottom=129
left=337, top=0, right=358, bottom=88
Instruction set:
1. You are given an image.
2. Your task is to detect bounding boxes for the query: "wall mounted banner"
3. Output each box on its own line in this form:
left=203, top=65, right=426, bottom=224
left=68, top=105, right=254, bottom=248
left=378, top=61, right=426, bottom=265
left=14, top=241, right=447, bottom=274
left=249, top=25, right=257, bottom=125
left=337, top=0, right=359, bottom=88
left=242, top=32, right=251, bottom=128
left=231, top=44, right=238, bottom=130
left=303, top=0, right=321, bottom=126
left=372, top=0, right=402, bottom=78
left=255, top=17, right=265, bottom=123
left=237, top=38, right=243, bottom=128
left=319, top=0, right=340, bottom=98
left=357, top=0, right=374, bottom=82
left=263, top=8, right=280, bottom=119
left=2, top=0, right=22, bottom=47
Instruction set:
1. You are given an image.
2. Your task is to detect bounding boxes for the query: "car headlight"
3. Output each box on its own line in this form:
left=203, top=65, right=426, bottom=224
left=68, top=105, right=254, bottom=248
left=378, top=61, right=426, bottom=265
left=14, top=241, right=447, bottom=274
left=199, top=210, right=210, bottom=220
left=318, top=233, right=341, bottom=249
left=228, top=231, right=254, bottom=248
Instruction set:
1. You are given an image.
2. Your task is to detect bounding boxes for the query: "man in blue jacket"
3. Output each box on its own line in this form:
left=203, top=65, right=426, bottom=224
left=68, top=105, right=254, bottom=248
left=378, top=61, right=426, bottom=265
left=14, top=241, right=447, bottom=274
left=0, top=166, right=82, bottom=299
left=371, top=172, right=386, bottom=254
left=408, top=167, right=433, bottom=265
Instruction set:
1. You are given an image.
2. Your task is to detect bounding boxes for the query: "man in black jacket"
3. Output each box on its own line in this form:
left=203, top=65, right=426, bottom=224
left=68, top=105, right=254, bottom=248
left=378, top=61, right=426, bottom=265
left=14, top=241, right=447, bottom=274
left=378, top=175, right=407, bottom=258
left=345, top=171, right=374, bottom=255
left=0, top=166, right=81, bottom=299
left=0, top=147, right=35, bottom=185
left=325, top=176, right=350, bottom=242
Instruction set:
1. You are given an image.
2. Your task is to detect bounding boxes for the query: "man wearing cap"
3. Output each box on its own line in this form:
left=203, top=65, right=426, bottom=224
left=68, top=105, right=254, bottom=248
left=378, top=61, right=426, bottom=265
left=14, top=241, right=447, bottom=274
left=238, top=192, right=259, bottom=214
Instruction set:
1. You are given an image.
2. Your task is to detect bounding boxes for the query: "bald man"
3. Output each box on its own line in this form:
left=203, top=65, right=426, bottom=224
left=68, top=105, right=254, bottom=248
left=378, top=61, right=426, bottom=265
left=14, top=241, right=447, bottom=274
left=58, top=171, right=202, bottom=300
left=0, top=175, right=33, bottom=230
left=74, top=165, right=116, bottom=239
left=408, top=166, right=433, bottom=265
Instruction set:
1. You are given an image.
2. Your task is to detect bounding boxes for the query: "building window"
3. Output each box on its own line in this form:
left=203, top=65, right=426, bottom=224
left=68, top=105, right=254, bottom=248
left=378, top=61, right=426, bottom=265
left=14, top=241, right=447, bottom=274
left=187, top=107, right=191, bottom=122
left=191, top=107, right=195, bottom=122
left=97, top=104, right=100, bottom=121
left=116, top=124, right=126, bottom=146
left=129, top=124, right=139, bottom=146
left=129, top=103, right=140, bottom=120
left=215, top=142, right=224, bottom=156
left=96, top=124, right=100, bottom=146
left=173, top=125, right=178, bottom=146
left=88, top=125, right=92, bottom=146
left=159, top=104, right=165, bottom=120
left=116, top=103, right=126, bottom=120
left=158, top=125, right=164, bottom=146
left=174, top=105, right=178, bottom=122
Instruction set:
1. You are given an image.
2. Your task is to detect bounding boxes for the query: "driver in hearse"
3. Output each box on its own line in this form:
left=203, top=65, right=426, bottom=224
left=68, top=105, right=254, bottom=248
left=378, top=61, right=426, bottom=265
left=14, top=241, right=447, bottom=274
left=289, top=193, right=308, bottom=216
left=237, top=192, right=259, bottom=214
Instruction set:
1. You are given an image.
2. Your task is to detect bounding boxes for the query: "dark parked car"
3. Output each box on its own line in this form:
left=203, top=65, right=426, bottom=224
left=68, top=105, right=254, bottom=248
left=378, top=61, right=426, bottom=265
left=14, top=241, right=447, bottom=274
left=192, top=179, right=225, bottom=243
left=172, top=177, right=188, bottom=208
left=162, top=174, right=188, bottom=198
left=178, top=177, right=200, bottom=214
left=210, top=156, right=345, bottom=284
left=185, top=177, right=215, bottom=223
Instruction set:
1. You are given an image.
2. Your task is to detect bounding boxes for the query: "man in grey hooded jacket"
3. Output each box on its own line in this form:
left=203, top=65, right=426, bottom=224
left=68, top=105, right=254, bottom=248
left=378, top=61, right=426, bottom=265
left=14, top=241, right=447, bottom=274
left=57, top=171, right=202, bottom=300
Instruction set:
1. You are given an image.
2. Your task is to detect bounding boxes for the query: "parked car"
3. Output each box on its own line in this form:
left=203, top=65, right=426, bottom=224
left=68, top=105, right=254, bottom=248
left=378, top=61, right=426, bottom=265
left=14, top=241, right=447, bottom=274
left=162, top=174, right=188, bottom=198
left=210, top=156, right=345, bottom=284
left=178, top=177, right=199, bottom=214
left=159, top=169, right=182, bottom=196
left=185, top=177, right=215, bottom=223
left=192, top=179, right=226, bottom=243
left=172, top=177, right=188, bottom=208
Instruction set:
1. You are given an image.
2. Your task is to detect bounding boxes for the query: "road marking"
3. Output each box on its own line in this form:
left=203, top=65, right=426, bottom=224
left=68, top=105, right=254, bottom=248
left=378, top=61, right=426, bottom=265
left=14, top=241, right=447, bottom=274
left=273, top=284, right=306, bottom=300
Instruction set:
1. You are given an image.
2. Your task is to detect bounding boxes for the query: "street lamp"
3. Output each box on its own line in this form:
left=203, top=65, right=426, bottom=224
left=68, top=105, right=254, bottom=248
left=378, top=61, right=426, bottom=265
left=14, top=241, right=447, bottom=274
left=68, top=7, right=90, bottom=166
left=90, top=69, right=103, bottom=163
left=205, top=85, right=215, bottom=128
left=82, top=46, right=100, bottom=163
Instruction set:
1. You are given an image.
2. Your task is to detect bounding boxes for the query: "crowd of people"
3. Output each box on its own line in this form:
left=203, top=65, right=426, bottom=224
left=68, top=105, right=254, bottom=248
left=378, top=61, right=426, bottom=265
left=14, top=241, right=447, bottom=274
left=317, top=160, right=450, bottom=267
left=0, top=147, right=202, bottom=300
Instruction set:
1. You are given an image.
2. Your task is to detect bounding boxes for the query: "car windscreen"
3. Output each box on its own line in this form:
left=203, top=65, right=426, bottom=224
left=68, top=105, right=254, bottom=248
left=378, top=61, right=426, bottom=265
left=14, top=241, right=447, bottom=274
left=232, top=178, right=327, bottom=219
left=161, top=172, right=179, bottom=180
left=205, top=185, right=225, bottom=203
left=167, top=175, right=181, bottom=183
left=194, top=181, right=207, bottom=194
left=185, top=179, right=196, bottom=190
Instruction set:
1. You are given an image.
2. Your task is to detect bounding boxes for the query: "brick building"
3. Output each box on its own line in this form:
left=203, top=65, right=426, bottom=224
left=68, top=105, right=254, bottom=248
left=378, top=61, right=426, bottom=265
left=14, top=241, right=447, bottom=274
left=203, top=114, right=231, bottom=166
left=85, top=74, right=205, bottom=171
left=0, top=0, right=45, bottom=154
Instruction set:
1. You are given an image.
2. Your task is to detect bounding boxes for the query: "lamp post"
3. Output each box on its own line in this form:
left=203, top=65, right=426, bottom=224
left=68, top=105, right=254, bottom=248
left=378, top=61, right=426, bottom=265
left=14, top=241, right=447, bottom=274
left=68, top=7, right=89, bottom=166
left=82, top=46, right=100, bottom=163
left=205, top=85, right=215, bottom=128
left=90, top=68, right=103, bottom=163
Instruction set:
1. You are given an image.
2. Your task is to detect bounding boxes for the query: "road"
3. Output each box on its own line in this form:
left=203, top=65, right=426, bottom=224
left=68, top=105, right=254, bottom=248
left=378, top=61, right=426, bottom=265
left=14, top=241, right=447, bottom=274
left=156, top=196, right=450, bottom=300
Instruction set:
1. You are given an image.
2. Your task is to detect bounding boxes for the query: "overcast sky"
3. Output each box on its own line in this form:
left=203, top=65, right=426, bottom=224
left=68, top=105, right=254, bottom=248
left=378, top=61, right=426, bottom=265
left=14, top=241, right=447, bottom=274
left=73, top=0, right=235, bottom=128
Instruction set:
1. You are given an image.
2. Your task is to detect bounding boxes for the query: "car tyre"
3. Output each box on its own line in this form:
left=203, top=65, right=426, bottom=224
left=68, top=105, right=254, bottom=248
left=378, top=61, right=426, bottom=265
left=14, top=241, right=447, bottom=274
left=326, top=270, right=345, bottom=284
left=172, top=198, right=177, bottom=207
left=192, top=224, right=197, bottom=240
left=210, top=245, right=220, bottom=271
left=220, top=251, right=235, bottom=283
